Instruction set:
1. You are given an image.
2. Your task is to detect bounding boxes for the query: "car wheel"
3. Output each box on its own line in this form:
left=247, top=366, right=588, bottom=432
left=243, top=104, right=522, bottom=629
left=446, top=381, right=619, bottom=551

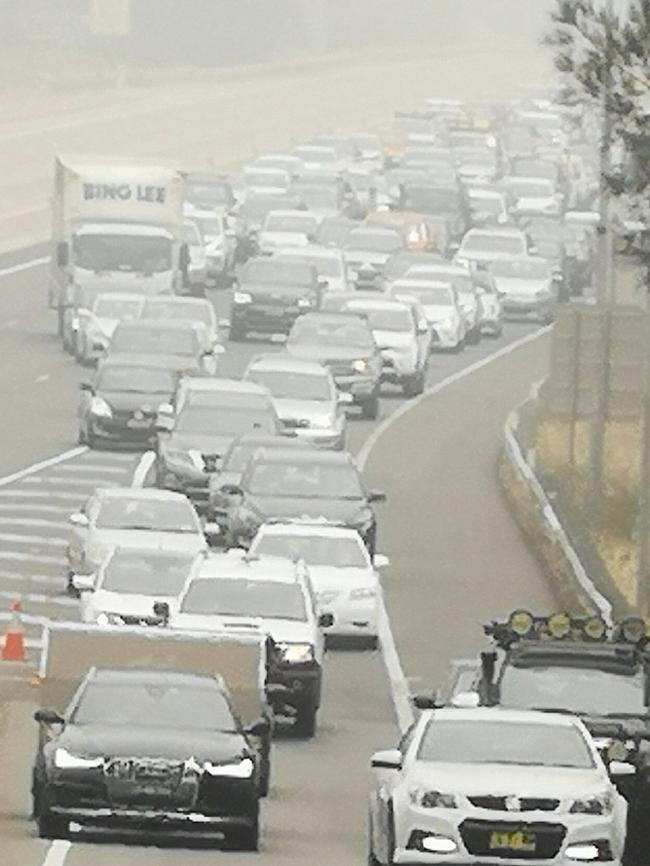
left=368, top=810, right=382, bottom=866
left=452, top=337, right=465, bottom=353
left=229, top=322, right=246, bottom=342
left=402, top=371, right=424, bottom=398
left=225, top=808, right=259, bottom=851
left=468, top=326, right=481, bottom=345
left=294, top=693, right=318, bottom=738
left=360, top=391, right=379, bottom=421
left=258, top=750, right=271, bottom=798
left=34, top=784, right=69, bottom=840
left=385, top=802, right=396, bottom=866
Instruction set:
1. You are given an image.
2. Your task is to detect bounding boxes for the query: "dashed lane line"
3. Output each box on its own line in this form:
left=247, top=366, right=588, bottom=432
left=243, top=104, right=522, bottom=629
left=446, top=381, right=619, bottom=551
left=0, top=446, right=87, bottom=489
left=0, top=533, right=67, bottom=547
left=0, top=255, right=50, bottom=278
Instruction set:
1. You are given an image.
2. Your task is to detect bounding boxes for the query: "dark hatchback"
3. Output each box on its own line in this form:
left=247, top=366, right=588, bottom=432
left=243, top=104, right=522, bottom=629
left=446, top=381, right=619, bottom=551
left=224, top=447, right=385, bottom=554
left=32, top=668, right=267, bottom=849
left=77, top=358, right=178, bottom=449
left=230, top=258, right=324, bottom=341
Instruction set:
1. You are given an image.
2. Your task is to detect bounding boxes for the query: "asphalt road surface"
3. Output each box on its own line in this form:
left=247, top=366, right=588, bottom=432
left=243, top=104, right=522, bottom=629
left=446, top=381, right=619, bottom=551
left=0, top=39, right=559, bottom=866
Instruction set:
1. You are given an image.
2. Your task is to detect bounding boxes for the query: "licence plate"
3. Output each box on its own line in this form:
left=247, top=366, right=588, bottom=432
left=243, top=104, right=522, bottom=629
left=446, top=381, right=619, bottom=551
left=489, top=830, right=536, bottom=852
left=127, top=418, right=151, bottom=429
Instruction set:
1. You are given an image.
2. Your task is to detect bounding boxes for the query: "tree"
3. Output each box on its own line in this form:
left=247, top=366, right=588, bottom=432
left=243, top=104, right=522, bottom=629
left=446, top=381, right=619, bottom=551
left=546, top=0, right=650, bottom=272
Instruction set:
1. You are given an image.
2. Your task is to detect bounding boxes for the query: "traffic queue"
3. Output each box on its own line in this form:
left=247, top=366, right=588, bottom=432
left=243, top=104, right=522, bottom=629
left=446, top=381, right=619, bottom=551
left=25, top=91, right=629, bottom=863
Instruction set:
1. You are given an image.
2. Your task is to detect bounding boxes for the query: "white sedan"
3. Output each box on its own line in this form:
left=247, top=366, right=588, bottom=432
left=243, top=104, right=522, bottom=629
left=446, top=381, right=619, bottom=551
left=369, top=707, right=627, bottom=865
left=249, top=522, right=389, bottom=647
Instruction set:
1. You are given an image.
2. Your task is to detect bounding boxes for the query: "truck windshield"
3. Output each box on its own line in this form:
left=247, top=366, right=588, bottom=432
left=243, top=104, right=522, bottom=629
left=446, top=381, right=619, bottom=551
left=73, top=234, right=172, bottom=274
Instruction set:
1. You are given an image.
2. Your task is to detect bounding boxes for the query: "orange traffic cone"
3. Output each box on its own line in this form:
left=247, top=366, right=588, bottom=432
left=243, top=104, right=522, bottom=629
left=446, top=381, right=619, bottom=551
left=2, top=600, right=26, bottom=662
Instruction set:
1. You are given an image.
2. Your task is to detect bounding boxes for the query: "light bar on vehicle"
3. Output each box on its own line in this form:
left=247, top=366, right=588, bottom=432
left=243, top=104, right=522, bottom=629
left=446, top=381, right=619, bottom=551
left=483, top=612, right=640, bottom=648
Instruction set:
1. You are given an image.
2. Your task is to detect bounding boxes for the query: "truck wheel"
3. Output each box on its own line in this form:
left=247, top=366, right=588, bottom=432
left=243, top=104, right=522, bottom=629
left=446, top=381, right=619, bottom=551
left=360, top=391, right=379, bottom=420
left=34, top=786, right=68, bottom=840
left=402, top=371, right=424, bottom=398
left=467, top=326, right=481, bottom=345
left=258, top=750, right=271, bottom=798
left=294, top=694, right=318, bottom=738
left=225, top=809, right=259, bottom=851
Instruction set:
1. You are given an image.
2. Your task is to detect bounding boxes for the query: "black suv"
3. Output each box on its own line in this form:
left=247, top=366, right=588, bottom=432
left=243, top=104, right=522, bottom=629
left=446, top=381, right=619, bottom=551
left=230, top=257, right=324, bottom=341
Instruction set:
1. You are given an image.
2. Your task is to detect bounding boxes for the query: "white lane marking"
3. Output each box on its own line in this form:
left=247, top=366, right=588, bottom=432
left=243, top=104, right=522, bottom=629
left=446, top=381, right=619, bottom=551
left=0, top=446, right=87, bottom=489
left=21, top=475, right=117, bottom=489
left=0, top=255, right=49, bottom=278
left=34, top=374, right=50, bottom=384
left=0, top=517, right=68, bottom=530
left=132, top=450, right=156, bottom=487
left=0, top=503, right=73, bottom=514
left=360, top=326, right=551, bottom=732
left=0, top=490, right=85, bottom=501
left=0, top=533, right=66, bottom=547
left=54, top=462, right=130, bottom=476
left=0, top=569, right=61, bottom=587
left=0, top=552, right=62, bottom=565
left=42, top=839, right=71, bottom=866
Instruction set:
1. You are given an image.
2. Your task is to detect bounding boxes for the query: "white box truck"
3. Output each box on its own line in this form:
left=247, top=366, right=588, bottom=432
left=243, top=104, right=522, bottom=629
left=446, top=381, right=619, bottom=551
left=49, top=156, right=189, bottom=339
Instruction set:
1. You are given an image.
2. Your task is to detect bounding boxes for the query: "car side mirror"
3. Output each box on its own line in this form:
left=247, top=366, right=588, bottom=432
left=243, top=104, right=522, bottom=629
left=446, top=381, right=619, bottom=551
left=152, top=601, right=170, bottom=625
left=609, top=760, right=636, bottom=778
left=451, top=690, right=480, bottom=709
left=212, top=343, right=226, bottom=355
left=373, top=553, right=389, bottom=568
left=337, top=391, right=354, bottom=405
left=412, top=692, right=440, bottom=710
left=318, top=612, right=334, bottom=629
left=34, top=709, right=64, bottom=726
left=368, top=489, right=386, bottom=503
left=245, top=717, right=271, bottom=738
left=56, top=241, right=69, bottom=268
left=79, top=382, right=93, bottom=392
left=203, top=521, right=221, bottom=545
left=221, top=484, right=243, bottom=497
left=69, top=511, right=89, bottom=528
left=371, top=748, right=402, bottom=770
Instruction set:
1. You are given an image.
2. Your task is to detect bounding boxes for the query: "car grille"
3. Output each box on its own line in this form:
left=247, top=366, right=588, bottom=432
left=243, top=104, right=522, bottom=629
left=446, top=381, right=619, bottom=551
left=120, top=614, right=163, bottom=627
left=459, top=819, right=566, bottom=860
left=104, top=757, right=185, bottom=785
left=282, top=418, right=311, bottom=429
left=468, top=796, right=560, bottom=812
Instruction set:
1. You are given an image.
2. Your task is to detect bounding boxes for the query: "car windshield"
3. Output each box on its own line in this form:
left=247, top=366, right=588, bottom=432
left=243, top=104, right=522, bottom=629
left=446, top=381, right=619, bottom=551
left=253, top=533, right=368, bottom=567
left=408, top=268, right=472, bottom=294
left=247, top=461, right=363, bottom=499
left=500, top=666, right=648, bottom=717
left=345, top=231, right=402, bottom=254
left=181, top=578, right=306, bottom=620
left=175, top=405, right=274, bottom=435
left=288, top=318, right=374, bottom=349
left=279, top=255, right=342, bottom=278
left=94, top=498, right=198, bottom=532
left=265, top=214, right=317, bottom=233
left=403, top=187, right=461, bottom=214
left=300, top=188, right=339, bottom=209
left=238, top=198, right=285, bottom=221
left=395, top=284, right=453, bottom=306
left=111, top=325, right=199, bottom=356
left=72, top=680, right=235, bottom=731
left=93, top=297, right=143, bottom=319
left=509, top=179, right=554, bottom=198
left=492, top=258, right=550, bottom=279
left=244, top=260, right=313, bottom=286
left=418, top=719, right=594, bottom=768
left=74, top=234, right=172, bottom=274
left=317, top=220, right=354, bottom=247
left=245, top=171, right=288, bottom=188
left=248, top=370, right=332, bottom=400
left=462, top=234, right=525, bottom=255
left=470, top=195, right=503, bottom=214
left=101, top=551, right=195, bottom=595
left=348, top=305, right=413, bottom=333
left=96, top=365, right=175, bottom=393
left=142, top=300, right=212, bottom=326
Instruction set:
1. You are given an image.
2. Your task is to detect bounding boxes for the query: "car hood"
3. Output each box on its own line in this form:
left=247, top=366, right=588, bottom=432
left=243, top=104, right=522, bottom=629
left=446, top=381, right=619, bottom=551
left=308, top=564, right=375, bottom=592
left=409, top=762, right=607, bottom=800
left=98, top=390, right=172, bottom=413
left=171, top=613, right=313, bottom=645
left=494, top=276, right=551, bottom=296
left=91, top=528, right=206, bottom=554
left=57, top=724, right=247, bottom=764
left=422, top=304, right=456, bottom=323
left=89, top=589, right=178, bottom=617
left=374, top=330, right=414, bottom=350
left=106, top=352, right=200, bottom=375
left=287, top=344, right=371, bottom=363
left=274, top=398, right=336, bottom=426
left=244, top=494, right=368, bottom=524
left=166, top=432, right=235, bottom=455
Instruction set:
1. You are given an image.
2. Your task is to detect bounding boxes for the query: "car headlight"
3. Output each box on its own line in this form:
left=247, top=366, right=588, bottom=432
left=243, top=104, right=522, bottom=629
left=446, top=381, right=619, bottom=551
left=54, top=748, right=103, bottom=770
left=89, top=396, right=112, bottom=418
left=569, top=791, right=613, bottom=816
left=353, top=359, right=368, bottom=373
left=409, top=787, right=459, bottom=809
left=277, top=642, right=315, bottom=664
left=233, top=291, right=252, bottom=304
left=297, top=297, right=313, bottom=308
left=96, top=612, right=125, bottom=626
left=349, top=587, right=377, bottom=600
left=204, top=757, right=255, bottom=778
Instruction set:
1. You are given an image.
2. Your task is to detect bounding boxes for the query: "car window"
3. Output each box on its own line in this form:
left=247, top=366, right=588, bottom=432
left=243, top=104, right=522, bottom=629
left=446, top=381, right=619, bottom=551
left=252, top=533, right=369, bottom=568
left=100, top=550, right=195, bottom=595
left=94, top=497, right=199, bottom=533
left=181, top=577, right=307, bottom=620
left=246, top=460, right=364, bottom=499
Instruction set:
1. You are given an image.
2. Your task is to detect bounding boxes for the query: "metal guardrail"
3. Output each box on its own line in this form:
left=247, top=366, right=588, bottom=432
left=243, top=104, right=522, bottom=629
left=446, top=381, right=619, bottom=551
left=503, top=383, right=614, bottom=626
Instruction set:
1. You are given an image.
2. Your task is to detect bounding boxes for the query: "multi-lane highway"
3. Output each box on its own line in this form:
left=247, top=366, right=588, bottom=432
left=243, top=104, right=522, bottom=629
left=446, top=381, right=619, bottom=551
left=0, top=36, right=560, bottom=866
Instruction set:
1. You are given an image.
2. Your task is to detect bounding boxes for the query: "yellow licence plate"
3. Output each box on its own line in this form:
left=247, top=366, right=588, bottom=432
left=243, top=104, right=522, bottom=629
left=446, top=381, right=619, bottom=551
left=489, top=830, right=536, bottom=852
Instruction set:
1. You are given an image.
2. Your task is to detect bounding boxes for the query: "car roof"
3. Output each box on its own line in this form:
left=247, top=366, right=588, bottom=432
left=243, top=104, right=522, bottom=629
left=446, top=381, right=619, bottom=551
left=247, top=355, right=329, bottom=375
left=429, top=706, right=581, bottom=727
left=492, top=255, right=549, bottom=266
left=143, top=296, right=211, bottom=308
left=464, top=227, right=525, bottom=238
left=343, top=297, right=411, bottom=313
left=296, top=311, right=371, bottom=327
left=230, top=433, right=313, bottom=450
left=393, top=278, right=453, bottom=290
left=88, top=668, right=221, bottom=688
left=275, top=244, right=343, bottom=260
left=197, top=551, right=301, bottom=583
left=180, top=377, right=270, bottom=395
left=94, top=292, right=145, bottom=303
left=407, top=263, right=467, bottom=274
left=114, top=318, right=198, bottom=332
left=96, top=486, right=193, bottom=503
